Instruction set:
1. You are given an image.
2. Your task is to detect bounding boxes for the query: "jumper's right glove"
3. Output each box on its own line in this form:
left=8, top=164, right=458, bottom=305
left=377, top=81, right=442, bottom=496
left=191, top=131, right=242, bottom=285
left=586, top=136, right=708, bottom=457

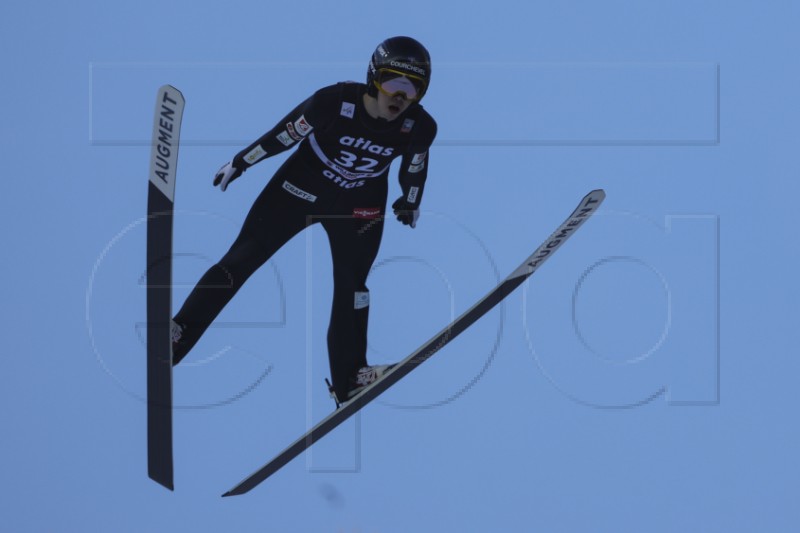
left=213, top=161, right=244, bottom=192
left=392, top=197, right=420, bottom=229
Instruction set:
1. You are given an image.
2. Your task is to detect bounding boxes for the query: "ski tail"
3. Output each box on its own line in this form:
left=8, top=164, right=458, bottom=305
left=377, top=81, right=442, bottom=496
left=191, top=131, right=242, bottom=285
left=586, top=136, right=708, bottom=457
left=146, top=85, right=185, bottom=491
left=222, top=189, right=605, bottom=496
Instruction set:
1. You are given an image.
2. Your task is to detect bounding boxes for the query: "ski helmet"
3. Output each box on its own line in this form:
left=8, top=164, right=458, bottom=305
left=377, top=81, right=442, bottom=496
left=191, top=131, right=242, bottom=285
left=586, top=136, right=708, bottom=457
left=367, top=36, right=432, bottom=101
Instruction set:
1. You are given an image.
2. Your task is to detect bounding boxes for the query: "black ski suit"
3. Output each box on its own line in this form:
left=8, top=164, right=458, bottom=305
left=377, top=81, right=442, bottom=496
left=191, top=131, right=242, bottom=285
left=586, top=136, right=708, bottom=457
left=173, top=82, right=437, bottom=400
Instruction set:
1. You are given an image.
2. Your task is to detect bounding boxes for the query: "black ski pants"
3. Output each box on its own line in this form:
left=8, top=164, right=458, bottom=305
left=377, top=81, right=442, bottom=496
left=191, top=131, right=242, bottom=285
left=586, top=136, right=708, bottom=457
left=173, top=161, right=387, bottom=400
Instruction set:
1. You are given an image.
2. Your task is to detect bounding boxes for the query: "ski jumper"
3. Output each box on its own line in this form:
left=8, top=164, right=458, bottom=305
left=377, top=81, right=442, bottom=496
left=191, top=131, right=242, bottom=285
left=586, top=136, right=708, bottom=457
left=173, top=81, right=437, bottom=400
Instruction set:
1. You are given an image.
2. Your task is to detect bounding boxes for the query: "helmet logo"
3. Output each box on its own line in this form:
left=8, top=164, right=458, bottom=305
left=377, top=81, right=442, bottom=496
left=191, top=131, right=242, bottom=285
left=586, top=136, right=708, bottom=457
left=390, top=60, right=426, bottom=76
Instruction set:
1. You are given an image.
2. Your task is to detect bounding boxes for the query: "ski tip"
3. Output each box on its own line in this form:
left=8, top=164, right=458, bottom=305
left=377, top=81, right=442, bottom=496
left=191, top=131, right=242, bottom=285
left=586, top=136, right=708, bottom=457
left=158, top=84, right=185, bottom=102
left=582, top=189, right=607, bottom=208
left=588, top=188, right=606, bottom=199
left=222, top=483, right=251, bottom=497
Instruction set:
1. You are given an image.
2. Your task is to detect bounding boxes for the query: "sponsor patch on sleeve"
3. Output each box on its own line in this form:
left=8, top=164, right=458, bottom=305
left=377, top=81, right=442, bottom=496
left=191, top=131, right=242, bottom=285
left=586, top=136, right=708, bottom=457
left=407, top=186, right=419, bottom=203
left=354, top=291, right=370, bottom=310
left=340, top=102, right=355, bottom=118
left=277, top=131, right=294, bottom=146
left=408, top=161, right=425, bottom=173
left=243, top=144, right=268, bottom=164
left=286, top=122, right=301, bottom=141
left=294, top=115, right=313, bottom=137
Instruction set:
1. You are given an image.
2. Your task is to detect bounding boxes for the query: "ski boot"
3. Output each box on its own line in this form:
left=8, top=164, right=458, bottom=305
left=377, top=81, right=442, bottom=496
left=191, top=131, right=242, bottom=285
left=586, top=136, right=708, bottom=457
left=326, top=364, right=396, bottom=408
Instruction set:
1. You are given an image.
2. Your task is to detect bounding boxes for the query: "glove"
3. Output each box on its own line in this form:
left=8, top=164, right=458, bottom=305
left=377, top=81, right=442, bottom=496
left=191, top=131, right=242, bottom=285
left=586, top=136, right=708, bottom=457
left=392, top=197, right=420, bottom=228
left=213, top=161, right=244, bottom=192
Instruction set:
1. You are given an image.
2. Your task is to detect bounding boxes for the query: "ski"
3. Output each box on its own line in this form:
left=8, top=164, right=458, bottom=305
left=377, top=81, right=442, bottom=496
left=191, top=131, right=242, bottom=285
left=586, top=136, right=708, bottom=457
left=146, top=85, right=185, bottom=491
left=222, top=189, right=606, bottom=497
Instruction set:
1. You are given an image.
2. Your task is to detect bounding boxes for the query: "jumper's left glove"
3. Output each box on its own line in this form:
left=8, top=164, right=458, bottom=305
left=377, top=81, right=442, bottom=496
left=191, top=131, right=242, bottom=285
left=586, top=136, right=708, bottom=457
left=213, top=161, right=244, bottom=192
left=392, top=197, right=420, bottom=228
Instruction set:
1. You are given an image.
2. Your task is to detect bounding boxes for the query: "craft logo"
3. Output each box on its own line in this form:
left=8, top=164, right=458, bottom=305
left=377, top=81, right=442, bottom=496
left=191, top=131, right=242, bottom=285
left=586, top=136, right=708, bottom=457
left=282, top=180, right=317, bottom=202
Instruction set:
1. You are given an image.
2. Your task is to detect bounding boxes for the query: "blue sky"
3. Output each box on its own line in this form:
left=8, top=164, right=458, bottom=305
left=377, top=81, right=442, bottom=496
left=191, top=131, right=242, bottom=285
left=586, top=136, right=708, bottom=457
left=2, top=1, right=798, bottom=531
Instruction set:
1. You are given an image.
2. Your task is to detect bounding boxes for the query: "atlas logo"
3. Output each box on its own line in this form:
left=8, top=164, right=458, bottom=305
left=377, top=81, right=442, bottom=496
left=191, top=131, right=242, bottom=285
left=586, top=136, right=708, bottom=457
left=322, top=169, right=366, bottom=189
left=339, top=136, right=394, bottom=156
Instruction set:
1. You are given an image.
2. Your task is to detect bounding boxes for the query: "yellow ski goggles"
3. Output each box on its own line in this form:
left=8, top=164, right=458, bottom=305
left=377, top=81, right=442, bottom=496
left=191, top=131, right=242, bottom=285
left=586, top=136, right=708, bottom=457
left=373, top=68, right=427, bottom=101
